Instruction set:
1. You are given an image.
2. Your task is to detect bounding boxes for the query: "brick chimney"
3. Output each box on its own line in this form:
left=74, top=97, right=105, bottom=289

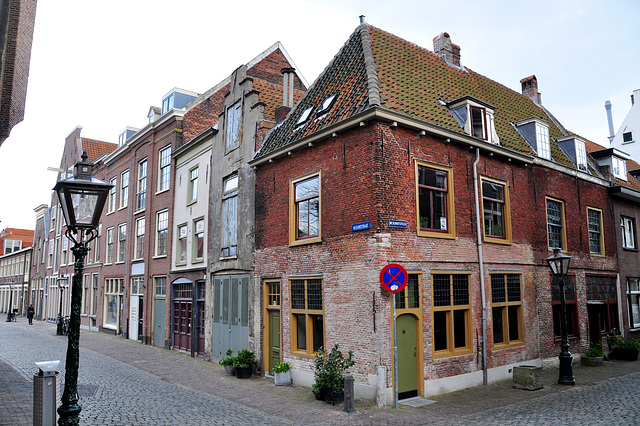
left=433, top=33, right=461, bottom=67
left=520, top=75, right=542, bottom=104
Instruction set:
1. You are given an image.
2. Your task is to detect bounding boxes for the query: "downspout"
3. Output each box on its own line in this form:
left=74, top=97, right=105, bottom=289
left=473, top=148, right=488, bottom=386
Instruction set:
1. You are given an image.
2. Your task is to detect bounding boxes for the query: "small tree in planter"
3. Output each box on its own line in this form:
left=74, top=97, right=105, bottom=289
left=234, top=349, right=257, bottom=379
left=220, top=349, right=236, bottom=376
left=581, top=342, right=604, bottom=366
left=313, top=344, right=355, bottom=405
left=274, top=362, right=291, bottom=386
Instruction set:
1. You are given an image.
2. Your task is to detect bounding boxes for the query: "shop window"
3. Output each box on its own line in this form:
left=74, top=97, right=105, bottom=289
left=432, top=273, right=471, bottom=357
left=491, top=273, right=523, bottom=347
left=290, top=278, right=324, bottom=356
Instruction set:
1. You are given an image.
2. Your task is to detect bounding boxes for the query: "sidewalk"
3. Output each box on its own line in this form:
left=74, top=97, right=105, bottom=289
left=2, top=318, right=640, bottom=425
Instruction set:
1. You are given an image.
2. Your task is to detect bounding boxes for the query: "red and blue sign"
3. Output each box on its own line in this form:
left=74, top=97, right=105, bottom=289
left=379, top=263, right=408, bottom=293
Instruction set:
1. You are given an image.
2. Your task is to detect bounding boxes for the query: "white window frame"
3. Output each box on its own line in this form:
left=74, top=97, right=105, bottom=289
left=536, top=123, right=551, bottom=160
left=628, top=278, right=640, bottom=329
left=105, top=227, right=114, bottom=264
left=222, top=174, right=238, bottom=257
left=156, top=210, right=168, bottom=257
left=117, top=224, right=127, bottom=263
left=158, top=146, right=171, bottom=192
left=120, top=170, right=130, bottom=208
left=193, top=218, right=205, bottom=262
left=188, top=166, right=199, bottom=204
left=134, top=217, right=145, bottom=260
left=575, top=140, right=588, bottom=172
left=176, top=224, right=187, bottom=265
left=108, top=177, right=116, bottom=213
left=136, top=159, right=147, bottom=212
left=622, top=216, right=636, bottom=249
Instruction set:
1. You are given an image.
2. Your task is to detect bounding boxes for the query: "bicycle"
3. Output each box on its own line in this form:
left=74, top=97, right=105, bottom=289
left=61, top=316, right=70, bottom=336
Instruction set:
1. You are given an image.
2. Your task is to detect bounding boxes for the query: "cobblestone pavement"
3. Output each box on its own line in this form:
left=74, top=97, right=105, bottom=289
left=2, top=318, right=640, bottom=425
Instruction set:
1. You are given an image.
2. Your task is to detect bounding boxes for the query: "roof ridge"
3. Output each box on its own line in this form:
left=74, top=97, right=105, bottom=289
left=359, top=24, right=380, bottom=107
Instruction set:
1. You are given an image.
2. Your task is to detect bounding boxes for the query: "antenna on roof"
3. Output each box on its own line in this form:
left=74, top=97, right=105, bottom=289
left=359, top=15, right=366, bottom=24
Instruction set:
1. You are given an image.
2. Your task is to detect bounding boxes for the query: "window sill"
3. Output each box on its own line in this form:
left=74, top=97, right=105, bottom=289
left=290, top=351, right=315, bottom=359
left=623, top=247, right=639, bottom=252
left=152, top=255, right=167, bottom=259
left=483, top=236, right=512, bottom=245
left=115, top=261, right=125, bottom=265
left=134, top=209, right=146, bottom=215
left=106, top=211, right=115, bottom=216
left=132, top=258, right=144, bottom=263
left=175, top=261, right=187, bottom=266
left=432, top=349, right=473, bottom=360
left=155, top=188, right=169, bottom=196
left=290, top=236, right=322, bottom=247
left=589, top=253, right=605, bottom=257
left=492, top=341, right=525, bottom=350
left=417, top=230, right=456, bottom=240
left=218, top=255, right=237, bottom=261
left=192, top=258, right=205, bottom=264
left=186, top=200, right=197, bottom=207
left=118, top=206, right=128, bottom=211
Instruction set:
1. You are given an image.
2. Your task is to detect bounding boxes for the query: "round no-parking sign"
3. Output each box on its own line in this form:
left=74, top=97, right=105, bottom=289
left=379, top=264, right=408, bottom=293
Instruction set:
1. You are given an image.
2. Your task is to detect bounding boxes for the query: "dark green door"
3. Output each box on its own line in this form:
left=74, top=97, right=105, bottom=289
left=268, top=310, right=281, bottom=375
left=397, top=314, right=418, bottom=399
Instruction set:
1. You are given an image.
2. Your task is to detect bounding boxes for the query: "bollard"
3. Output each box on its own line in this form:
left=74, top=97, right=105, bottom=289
left=33, top=361, right=60, bottom=426
left=376, top=366, right=387, bottom=407
left=343, top=375, right=356, bottom=413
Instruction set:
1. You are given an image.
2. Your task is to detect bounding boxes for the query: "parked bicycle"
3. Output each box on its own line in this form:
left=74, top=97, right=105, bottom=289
left=61, top=316, right=70, bottom=336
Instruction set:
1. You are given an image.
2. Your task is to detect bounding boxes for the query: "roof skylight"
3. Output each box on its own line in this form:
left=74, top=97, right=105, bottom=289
left=296, top=107, right=314, bottom=126
left=316, top=94, right=337, bottom=115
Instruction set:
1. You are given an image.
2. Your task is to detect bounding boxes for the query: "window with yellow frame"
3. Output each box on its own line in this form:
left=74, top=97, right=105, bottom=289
left=431, top=272, right=472, bottom=358
left=289, top=172, right=321, bottom=246
left=490, top=273, right=524, bottom=348
left=415, top=160, right=456, bottom=239
left=290, top=278, right=324, bottom=356
left=481, top=177, right=512, bottom=245
left=587, top=207, right=604, bottom=256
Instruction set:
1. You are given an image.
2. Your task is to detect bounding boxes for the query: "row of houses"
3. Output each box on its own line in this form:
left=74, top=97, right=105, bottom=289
left=18, top=21, right=640, bottom=401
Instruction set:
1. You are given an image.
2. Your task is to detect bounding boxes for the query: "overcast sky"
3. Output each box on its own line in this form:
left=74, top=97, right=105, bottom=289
left=1, top=0, right=639, bottom=230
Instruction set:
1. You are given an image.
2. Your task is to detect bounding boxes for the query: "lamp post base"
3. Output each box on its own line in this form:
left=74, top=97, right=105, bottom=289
left=558, top=352, right=575, bottom=385
left=56, top=316, right=64, bottom=335
left=57, top=403, right=81, bottom=425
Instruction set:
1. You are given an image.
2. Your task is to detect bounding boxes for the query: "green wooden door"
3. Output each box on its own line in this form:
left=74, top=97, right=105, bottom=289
left=268, top=310, right=281, bottom=375
left=397, top=314, right=418, bottom=399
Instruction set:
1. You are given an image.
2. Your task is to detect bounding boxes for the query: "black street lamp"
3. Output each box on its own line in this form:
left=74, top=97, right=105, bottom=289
left=53, top=152, right=112, bottom=425
left=56, top=284, right=65, bottom=335
left=5, top=285, right=13, bottom=322
left=545, top=248, right=575, bottom=386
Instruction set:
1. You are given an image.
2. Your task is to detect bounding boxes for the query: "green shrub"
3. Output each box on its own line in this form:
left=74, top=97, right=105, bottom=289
left=585, top=342, right=603, bottom=358
left=220, top=348, right=235, bottom=366
left=233, top=349, right=257, bottom=368
left=313, top=344, right=355, bottom=404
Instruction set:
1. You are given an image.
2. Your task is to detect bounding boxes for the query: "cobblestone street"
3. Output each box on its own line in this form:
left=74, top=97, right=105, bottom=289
left=2, top=319, right=640, bottom=425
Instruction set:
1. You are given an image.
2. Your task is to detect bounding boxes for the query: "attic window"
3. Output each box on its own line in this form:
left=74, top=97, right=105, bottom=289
left=536, top=123, right=551, bottom=160
left=470, top=106, right=486, bottom=139
left=623, top=132, right=633, bottom=144
left=446, top=97, right=499, bottom=145
left=575, top=140, right=588, bottom=172
left=162, top=94, right=175, bottom=114
left=316, top=94, right=337, bottom=115
left=296, top=107, right=314, bottom=126
left=612, top=156, right=627, bottom=180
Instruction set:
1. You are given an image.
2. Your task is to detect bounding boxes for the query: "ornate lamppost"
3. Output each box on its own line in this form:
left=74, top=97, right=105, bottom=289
left=545, top=248, right=575, bottom=386
left=5, top=284, right=13, bottom=322
left=56, top=284, right=65, bottom=335
left=53, top=152, right=112, bottom=425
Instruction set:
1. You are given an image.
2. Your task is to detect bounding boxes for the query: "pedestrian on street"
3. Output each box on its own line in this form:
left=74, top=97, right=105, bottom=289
left=27, top=304, right=34, bottom=325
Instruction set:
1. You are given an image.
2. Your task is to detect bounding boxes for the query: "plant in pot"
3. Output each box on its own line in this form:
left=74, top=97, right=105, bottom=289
left=273, top=362, right=291, bottom=386
left=233, top=349, right=257, bottom=379
left=607, top=329, right=640, bottom=361
left=313, top=344, right=355, bottom=405
left=220, top=349, right=236, bottom=376
left=581, top=342, right=604, bottom=366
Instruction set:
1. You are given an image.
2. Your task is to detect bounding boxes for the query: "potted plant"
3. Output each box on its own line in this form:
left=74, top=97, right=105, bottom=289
left=313, top=344, right=355, bottom=405
left=220, top=349, right=236, bottom=376
left=273, top=362, right=291, bottom=386
left=581, top=342, right=604, bottom=366
left=233, top=349, right=256, bottom=379
left=607, top=329, right=640, bottom=361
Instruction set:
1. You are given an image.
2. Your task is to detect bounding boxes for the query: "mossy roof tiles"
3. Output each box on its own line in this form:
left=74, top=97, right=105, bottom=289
left=256, top=25, right=577, bottom=170
left=81, top=138, right=118, bottom=162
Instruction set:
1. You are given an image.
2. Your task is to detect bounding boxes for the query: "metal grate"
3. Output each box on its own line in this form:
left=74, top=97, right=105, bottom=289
left=491, top=275, right=506, bottom=303
left=291, top=280, right=305, bottom=310
left=506, top=274, right=521, bottom=302
left=433, top=275, right=451, bottom=307
left=452, top=275, right=469, bottom=305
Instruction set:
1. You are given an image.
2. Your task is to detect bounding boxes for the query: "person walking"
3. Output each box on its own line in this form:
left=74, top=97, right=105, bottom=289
left=27, top=304, right=34, bottom=325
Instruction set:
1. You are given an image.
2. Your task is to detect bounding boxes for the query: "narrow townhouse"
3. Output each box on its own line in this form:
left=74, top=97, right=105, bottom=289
left=250, top=21, right=626, bottom=402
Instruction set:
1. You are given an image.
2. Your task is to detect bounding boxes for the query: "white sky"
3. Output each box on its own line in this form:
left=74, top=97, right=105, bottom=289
left=1, top=0, right=639, bottom=230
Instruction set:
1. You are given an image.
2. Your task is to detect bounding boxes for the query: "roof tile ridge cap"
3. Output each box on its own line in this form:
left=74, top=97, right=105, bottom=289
left=360, top=24, right=380, bottom=107
left=538, top=103, right=569, bottom=137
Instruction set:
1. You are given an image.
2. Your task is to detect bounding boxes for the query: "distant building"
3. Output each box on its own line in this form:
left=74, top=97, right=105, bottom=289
left=608, top=89, right=640, bottom=162
left=0, top=0, right=37, bottom=145
left=0, top=227, right=33, bottom=254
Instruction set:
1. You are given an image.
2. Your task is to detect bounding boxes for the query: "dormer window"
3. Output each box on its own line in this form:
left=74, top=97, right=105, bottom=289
left=470, top=106, right=486, bottom=139
left=612, top=156, right=627, bottom=180
left=575, top=140, right=587, bottom=172
left=162, top=94, right=174, bottom=114
left=515, top=118, right=551, bottom=160
left=118, top=127, right=140, bottom=147
left=446, top=96, right=499, bottom=145
left=296, top=107, right=314, bottom=126
left=536, top=123, right=551, bottom=160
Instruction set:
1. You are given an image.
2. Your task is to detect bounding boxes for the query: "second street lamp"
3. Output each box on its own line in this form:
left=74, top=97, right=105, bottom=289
left=53, top=152, right=112, bottom=425
left=545, top=248, right=575, bottom=386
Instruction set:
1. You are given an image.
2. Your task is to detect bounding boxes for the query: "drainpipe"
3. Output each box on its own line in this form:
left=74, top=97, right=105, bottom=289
left=473, top=148, right=488, bottom=386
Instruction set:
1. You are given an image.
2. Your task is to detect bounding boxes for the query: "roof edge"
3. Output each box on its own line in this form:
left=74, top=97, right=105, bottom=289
left=359, top=24, right=380, bottom=107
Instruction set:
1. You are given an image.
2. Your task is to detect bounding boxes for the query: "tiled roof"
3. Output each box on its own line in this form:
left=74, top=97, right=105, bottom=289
left=81, top=138, right=117, bottom=162
left=252, top=79, right=305, bottom=123
left=583, top=138, right=640, bottom=190
left=257, top=24, right=578, bottom=169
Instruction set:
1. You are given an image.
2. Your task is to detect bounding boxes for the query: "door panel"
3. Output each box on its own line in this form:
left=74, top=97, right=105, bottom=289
left=268, top=310, right=281, bottom=375
left=212, top=275, right=249, bottom=360
left=153, top=298, right=165, bottom=347
left=397, top=314, right=418, bottom=400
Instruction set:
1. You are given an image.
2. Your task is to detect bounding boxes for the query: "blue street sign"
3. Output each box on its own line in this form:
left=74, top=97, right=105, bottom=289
left=389, top=220, right=407, bottom=228
left=352, top=221, right=371, bottom=232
